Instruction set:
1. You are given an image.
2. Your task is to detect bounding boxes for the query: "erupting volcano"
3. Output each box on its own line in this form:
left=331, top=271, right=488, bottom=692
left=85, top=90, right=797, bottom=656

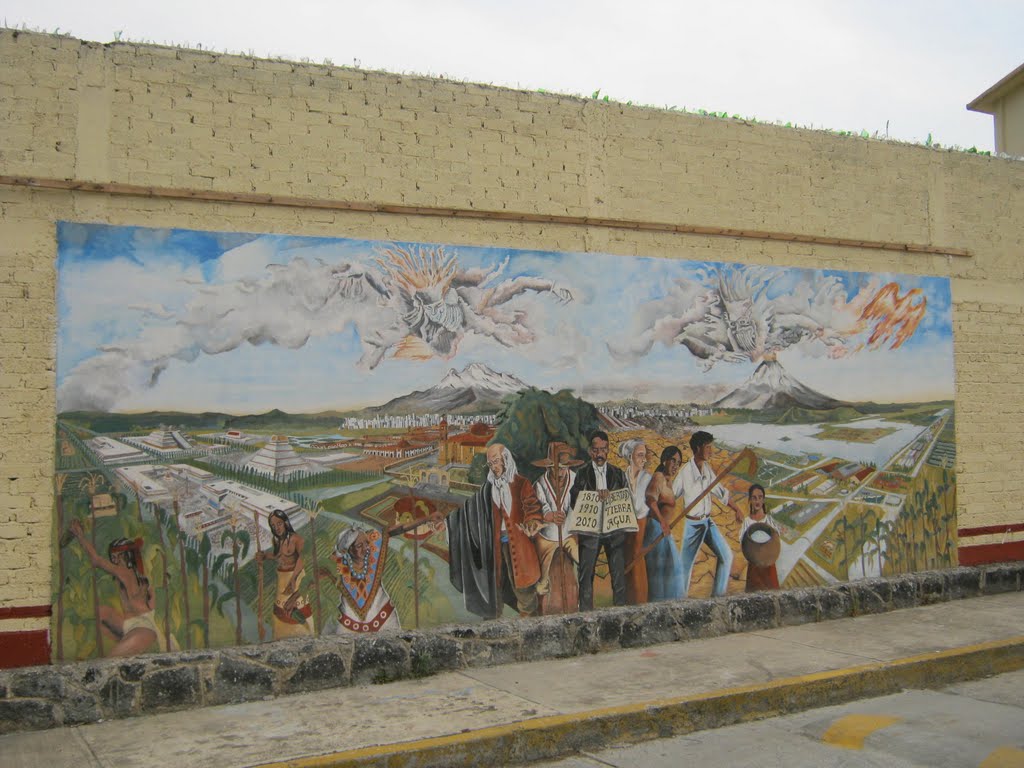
left=713, top=359, right=843, bottom=410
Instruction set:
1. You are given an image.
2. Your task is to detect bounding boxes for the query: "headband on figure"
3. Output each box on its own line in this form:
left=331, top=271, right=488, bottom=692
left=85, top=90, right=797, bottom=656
left=109, top=538, right=145, bottom=574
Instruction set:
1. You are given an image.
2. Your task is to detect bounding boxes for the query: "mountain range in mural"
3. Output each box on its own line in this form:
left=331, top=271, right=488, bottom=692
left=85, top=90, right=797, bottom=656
left=373, top=363, right=530, bottom=414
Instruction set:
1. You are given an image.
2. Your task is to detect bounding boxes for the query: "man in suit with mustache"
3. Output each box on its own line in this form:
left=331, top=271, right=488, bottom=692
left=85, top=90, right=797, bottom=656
left=570, top=430, right=628, bottom=611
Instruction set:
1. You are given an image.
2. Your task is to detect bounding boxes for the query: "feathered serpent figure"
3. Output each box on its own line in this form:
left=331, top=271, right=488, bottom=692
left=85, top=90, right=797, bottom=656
left=57, top=243, right=574, bottom=412
left=331, top=245, right=574, bottom=369
left=609, top=264, right=926, bottom=371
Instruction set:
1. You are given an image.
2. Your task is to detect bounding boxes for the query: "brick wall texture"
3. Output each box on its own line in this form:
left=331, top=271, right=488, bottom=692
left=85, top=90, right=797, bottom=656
left=1, top=30, right=1023, bottom=629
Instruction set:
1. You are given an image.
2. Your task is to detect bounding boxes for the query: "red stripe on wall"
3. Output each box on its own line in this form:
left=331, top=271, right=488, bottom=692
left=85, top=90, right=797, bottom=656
left=958, top=541, right=1024, bottom=566
left=959, top=523, right=1024, bottom=538
left=0, top=630, right=51, bottom=669
left=0, top=604, right=52, bottom=620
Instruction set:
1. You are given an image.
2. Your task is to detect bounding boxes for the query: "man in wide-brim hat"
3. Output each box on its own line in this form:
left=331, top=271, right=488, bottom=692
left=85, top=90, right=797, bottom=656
left=530, top=441, right=585, bottom=612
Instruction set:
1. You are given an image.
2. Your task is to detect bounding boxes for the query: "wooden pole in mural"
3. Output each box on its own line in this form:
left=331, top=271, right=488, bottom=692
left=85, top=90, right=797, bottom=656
left=553, top=456, right=570, bottom=614
left=413, top=532, right=420, bottom=628
left=54, top=473, right=67, bottom=661
left=253, top=509, right=266, bottom=642
left=408, top=486, right=421, bottom=629
left=626, top=448, right=756, bottom=574
left=173, top=493, right=192, bottom=650
left=308, top=503, right=322, bottom=633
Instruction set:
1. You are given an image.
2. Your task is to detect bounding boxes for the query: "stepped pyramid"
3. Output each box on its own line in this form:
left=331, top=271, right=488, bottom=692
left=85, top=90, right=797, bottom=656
left=245, top=435, right=310, bottom=480
left=139, top=425, right=194, bottom=453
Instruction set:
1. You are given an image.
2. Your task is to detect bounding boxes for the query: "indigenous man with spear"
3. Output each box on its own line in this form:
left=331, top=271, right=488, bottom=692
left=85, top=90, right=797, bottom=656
left=255, top=509, right=314, bottom=638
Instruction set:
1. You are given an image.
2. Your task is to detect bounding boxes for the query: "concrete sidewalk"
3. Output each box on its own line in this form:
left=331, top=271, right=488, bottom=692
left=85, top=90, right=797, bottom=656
left=4, top=592, right=1023, bottom=768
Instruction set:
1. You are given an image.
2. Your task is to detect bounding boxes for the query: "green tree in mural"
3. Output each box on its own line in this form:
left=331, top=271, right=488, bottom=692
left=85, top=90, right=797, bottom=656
left=864, top=517, right=885, bottom=575
left=183, top=538, right=205, bottom=646
left=880, top=519, right=901, bottom=576
left=196, top=532, right=213, bottom=648
left=61, top=565, right=95, bottom=660
left=855, top=514, right=867, bottom=577
left=146, top=501, right=173, bottom=651
left=467, top=388, right=600, bottom=484
left=214, top=512, right=250, bottom=645
left=169, top=490, right=195, bottom=649
left=78, top=471, right=108, bottom=656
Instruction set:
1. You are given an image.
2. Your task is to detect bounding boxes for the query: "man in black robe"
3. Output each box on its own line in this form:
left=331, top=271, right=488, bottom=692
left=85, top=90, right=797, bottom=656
left=448, top=443, right=541, bottom=618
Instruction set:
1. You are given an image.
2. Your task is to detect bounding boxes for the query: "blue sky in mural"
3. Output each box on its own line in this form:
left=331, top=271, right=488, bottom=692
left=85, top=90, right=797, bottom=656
left=56, top=223, right=955, bottom=414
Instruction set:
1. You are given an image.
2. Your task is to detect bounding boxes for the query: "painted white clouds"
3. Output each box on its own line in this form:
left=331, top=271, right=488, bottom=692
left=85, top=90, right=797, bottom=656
left=57, top=235, right=590, bottom=412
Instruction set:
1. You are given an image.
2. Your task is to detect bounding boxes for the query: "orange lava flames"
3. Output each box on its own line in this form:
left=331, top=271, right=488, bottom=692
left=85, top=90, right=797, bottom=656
left=858, top=283, right=926, bottom=350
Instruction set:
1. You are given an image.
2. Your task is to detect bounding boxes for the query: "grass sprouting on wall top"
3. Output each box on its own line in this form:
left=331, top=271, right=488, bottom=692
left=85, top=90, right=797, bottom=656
left=2, top=24, right=996, bottom=158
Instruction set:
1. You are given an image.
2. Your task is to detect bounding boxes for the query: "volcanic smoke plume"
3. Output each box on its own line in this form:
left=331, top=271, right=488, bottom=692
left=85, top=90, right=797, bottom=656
left=609, top=265, right=926, bottom=372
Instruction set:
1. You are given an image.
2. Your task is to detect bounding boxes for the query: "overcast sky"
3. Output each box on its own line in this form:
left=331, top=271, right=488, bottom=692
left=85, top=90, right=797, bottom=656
left=4, top=0, right=1022, bottom=152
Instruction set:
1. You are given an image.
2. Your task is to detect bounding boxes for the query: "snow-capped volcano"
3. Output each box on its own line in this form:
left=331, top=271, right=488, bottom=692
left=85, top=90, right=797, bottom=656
left=713, top=360, right=842, bottom=410
left=373, top=364, right=530, bottom=414
left=435, top=363, right=527, bottom=394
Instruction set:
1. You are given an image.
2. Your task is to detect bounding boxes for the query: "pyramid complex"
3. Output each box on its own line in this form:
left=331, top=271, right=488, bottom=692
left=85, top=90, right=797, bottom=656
left=245, top=435, right=312, bottom=480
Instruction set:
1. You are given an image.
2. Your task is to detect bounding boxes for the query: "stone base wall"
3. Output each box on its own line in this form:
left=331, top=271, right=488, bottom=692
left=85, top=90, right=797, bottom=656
left=1, top=563, right=1020, bottom=735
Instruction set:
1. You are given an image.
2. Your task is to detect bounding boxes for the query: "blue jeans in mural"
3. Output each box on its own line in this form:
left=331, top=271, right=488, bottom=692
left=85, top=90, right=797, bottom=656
left=679, top=518, right=733, bottom=598
left=643, top=517, right=683, bottom=601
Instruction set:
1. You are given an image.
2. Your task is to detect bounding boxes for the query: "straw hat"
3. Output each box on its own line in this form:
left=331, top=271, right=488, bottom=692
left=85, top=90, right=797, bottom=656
left=531, top=441, right=585, bottom=470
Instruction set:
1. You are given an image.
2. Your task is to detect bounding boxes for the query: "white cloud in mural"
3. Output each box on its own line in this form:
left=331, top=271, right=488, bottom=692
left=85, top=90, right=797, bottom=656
left=56, top=226, right=956, bottom=413
left=214, top=238, right=282, bottom=282
left=58, top=257, right=203, bottom=372
left=57, top=243, right=580, bottom=412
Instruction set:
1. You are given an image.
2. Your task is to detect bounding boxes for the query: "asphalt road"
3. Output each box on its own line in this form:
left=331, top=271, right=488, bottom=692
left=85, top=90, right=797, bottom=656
left=531, top=669, right=1024, bottom=768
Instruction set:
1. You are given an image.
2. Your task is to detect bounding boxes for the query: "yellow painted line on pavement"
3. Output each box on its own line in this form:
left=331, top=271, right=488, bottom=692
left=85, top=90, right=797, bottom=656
left=980, top=746, right=1024, bottom=768
left=821, top=714, right=902, bottom=750
left=252, top=634, right=1024, bottom=768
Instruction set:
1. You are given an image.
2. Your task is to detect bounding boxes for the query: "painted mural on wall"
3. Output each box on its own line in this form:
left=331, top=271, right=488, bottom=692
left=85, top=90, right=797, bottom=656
left=53, top=222, right=957, bottom=659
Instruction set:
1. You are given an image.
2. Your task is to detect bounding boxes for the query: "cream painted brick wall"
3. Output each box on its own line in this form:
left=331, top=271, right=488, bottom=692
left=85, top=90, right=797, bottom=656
left=1, top=29, right=1023, bottom=613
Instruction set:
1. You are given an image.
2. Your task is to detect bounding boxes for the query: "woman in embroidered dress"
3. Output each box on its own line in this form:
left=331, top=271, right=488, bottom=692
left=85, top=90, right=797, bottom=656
left=324, top=527, right=401, bottom=634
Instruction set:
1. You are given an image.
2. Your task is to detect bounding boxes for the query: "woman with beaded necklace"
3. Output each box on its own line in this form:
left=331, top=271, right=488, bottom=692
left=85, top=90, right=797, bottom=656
left=324, top=527, right=401, bottom=634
